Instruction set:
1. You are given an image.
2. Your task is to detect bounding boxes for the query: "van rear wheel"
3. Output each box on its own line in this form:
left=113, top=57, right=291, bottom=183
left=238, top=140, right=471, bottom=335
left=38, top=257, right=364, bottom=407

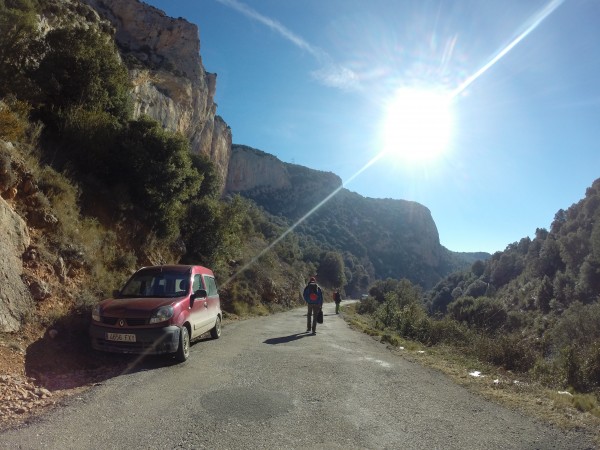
left=210, top=316, right=221, bottom=339
left=175, top=326, right=190, bottom=362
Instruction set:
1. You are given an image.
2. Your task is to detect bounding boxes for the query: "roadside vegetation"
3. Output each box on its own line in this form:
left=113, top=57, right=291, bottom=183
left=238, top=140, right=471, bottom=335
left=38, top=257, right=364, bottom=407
left=350, top=194, right=600, bottom=431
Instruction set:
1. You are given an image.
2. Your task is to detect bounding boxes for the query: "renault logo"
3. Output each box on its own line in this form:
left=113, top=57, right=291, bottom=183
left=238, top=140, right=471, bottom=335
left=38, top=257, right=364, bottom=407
left=119, top=319, right=125, bottom=327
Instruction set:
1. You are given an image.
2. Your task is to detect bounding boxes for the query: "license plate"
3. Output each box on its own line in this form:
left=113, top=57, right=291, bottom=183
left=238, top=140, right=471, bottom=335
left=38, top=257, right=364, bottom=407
left=106, top=332, right=136, bottom=342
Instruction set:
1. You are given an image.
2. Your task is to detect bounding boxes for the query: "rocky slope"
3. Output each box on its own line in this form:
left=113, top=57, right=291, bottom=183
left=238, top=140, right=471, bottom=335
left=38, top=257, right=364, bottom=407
left=83, top=0, right=232, bottom=191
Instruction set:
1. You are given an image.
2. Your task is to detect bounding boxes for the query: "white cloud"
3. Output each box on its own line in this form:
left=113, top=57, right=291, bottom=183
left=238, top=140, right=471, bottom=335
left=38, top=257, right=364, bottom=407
left=311, top=63, right=360, bottom=91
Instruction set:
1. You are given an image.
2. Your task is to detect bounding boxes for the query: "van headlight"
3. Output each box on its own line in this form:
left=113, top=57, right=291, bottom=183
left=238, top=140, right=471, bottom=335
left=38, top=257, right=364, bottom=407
left=149, top=306, right=174, bottom=324
left=92, top=305, right=101, bottom=322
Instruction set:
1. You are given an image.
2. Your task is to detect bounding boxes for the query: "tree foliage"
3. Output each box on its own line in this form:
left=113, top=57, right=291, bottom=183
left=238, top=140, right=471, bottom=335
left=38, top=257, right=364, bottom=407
left=33, top=27, right=131, bottom=125
left=115, top=117, right=202, bottom=238
left=318, top=251, right=346, bottom=288
left=181, top=195, right=247, bottom=266
left=0, top=0, right=42, bottom=97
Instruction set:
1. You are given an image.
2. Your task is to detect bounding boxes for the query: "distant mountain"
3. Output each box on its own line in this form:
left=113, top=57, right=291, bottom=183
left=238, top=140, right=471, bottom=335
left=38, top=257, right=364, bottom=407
left=226, top=145, right=489, bottom=290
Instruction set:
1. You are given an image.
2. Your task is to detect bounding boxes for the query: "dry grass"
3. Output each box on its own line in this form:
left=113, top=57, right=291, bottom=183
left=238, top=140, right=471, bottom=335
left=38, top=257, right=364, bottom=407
left=341, top=303, right=600, bottom=446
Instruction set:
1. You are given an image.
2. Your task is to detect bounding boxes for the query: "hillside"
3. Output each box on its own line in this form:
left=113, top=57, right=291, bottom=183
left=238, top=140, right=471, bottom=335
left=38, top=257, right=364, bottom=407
left=226, top=144, right=487, bottom=290
left=353, top=178, right=600, bottom=417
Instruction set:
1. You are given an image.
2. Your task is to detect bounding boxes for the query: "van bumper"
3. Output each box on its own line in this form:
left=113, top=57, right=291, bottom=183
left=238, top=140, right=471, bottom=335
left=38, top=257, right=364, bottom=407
left=89, top=323, right=181, bottom=355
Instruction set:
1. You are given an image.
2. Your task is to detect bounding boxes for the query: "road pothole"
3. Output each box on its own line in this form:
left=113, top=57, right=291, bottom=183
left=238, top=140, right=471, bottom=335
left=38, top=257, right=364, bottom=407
left=201, top=387, right=293, bottom=422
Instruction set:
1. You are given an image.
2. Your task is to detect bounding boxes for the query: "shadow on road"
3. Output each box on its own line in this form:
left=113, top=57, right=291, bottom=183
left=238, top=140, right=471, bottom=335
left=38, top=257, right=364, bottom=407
left=24, top=316, right=214, bottom=391
left=263, top=333, right=310, bottom=345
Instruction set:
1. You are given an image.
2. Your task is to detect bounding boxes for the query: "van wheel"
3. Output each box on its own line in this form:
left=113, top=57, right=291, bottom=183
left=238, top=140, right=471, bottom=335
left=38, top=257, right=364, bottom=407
left=175, top=326, right=190, bottom=362
left=210, top=316, right=222, bottom=339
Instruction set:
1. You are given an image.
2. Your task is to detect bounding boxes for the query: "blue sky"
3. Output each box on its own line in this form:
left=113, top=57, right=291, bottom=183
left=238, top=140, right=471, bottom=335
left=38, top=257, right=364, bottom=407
left=143, top=0, right=600, bottom=254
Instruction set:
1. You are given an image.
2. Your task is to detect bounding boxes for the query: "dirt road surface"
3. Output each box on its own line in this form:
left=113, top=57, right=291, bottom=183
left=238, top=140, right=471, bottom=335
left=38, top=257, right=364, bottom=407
left=0, top=302, right=595, bottom=449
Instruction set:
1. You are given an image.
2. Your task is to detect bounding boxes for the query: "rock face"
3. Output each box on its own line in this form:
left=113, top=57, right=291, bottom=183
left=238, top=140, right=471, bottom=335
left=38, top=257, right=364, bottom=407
left=0, top=197, right=33, bottom=332
left=83, top=0, right=232, bottom=191
left=226, top=145, right=292, bottom=193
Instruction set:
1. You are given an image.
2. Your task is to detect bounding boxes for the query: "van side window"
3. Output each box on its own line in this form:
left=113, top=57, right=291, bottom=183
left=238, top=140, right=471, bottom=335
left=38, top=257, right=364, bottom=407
left=192, top=274, right=203, bottom=293
left=203, top=276, right=218, bottom=296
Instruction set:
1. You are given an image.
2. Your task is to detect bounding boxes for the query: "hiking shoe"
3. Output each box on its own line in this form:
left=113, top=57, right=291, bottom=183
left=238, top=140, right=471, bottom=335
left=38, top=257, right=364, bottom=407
left=311, top=331, right=316, bottom=335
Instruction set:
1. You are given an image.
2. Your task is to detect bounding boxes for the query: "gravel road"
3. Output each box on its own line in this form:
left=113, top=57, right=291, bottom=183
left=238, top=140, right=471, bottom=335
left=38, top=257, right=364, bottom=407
left=0, top=302, right=595, bottom=449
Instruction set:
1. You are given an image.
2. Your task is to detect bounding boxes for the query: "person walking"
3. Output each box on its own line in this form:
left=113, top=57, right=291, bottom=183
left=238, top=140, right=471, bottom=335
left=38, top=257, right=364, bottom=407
left=303, top=277, right=323, bottom=335
left=333, top=288, right=342, bottom=314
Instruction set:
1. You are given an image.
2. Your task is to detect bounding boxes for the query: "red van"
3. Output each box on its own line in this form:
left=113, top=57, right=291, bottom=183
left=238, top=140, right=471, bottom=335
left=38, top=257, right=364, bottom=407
left=89, top=265, right=222, bottom=362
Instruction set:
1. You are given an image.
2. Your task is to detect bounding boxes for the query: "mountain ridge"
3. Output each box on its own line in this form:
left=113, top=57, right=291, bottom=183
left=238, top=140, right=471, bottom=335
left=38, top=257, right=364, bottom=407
left=225, top=144, right=488, bottom=289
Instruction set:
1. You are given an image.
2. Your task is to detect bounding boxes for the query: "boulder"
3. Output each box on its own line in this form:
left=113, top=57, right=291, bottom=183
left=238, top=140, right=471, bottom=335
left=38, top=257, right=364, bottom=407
left=0, top=197, right=33, bottom=332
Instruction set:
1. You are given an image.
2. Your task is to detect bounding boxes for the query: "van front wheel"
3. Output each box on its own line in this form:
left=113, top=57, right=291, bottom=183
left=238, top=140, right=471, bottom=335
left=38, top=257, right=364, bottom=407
left=175, top=326, right=190, bottom=362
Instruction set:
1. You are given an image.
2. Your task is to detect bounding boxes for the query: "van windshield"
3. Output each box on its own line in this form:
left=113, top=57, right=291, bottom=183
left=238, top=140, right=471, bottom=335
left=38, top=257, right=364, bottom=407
left=119, top=270, right=190, bottom=298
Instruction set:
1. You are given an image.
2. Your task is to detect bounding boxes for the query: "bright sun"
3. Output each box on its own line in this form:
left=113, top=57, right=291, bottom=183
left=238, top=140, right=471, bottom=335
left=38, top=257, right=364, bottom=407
left=381, top=87, right=454, bottom=163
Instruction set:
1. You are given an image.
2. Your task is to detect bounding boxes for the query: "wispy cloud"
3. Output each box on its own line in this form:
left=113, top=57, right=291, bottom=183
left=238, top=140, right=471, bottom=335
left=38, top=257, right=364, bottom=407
left=214, top=0, right=359, bottom=90
left=311, top=63, right=360, bottom=90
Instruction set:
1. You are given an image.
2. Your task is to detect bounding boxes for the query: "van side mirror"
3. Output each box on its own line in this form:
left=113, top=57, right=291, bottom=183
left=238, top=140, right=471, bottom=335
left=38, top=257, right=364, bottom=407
left=190, top=288, right=207, bottom=308
left=195, top=289, right=207, bottom=299
left=112, top=289, right=121, bottom=298
left=190, top=289, right=207, bottom=300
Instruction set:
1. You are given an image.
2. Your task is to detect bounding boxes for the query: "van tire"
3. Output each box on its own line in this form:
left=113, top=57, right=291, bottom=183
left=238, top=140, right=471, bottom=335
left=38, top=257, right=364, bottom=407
left=210, top=316, right=221, bottom=339
left=175, top=325, right=190, bottom=362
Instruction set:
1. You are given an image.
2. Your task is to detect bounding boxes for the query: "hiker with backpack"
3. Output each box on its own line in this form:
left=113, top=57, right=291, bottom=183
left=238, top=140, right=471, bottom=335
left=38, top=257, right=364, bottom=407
left=333, top=288, right=342, bottom=314
left=303, top=277, right=323, bottom=335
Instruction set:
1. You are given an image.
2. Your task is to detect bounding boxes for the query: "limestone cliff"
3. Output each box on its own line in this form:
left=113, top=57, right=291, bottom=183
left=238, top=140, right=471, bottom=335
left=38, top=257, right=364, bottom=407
left=83, top=0, right=232, bottom=190
left=226, top=145, right=292, bottom=193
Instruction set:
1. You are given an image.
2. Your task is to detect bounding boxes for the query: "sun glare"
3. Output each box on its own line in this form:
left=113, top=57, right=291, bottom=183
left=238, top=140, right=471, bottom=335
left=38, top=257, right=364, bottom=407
left=381, top=87, right=454, bottom=164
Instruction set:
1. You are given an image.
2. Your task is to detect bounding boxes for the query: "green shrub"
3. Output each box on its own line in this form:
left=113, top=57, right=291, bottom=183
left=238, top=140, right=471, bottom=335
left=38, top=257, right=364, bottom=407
left=0, top=98, right=30, bottom=141
left=428, top=317, right=469, bottom=346
left=34, top=27, right=131, bottom=125
left=572, top=393, right=599, bottom=414
left=357, top=296, right=378, bottom=314
left=556, top=341, right=600, bottom=392
left=471, top=332, right=537, bottom=372
left=447, top=296, right=507, bottom=332
left=0, top=149, right=16, bottom=191
left=0, top=1, right=43, bottom=98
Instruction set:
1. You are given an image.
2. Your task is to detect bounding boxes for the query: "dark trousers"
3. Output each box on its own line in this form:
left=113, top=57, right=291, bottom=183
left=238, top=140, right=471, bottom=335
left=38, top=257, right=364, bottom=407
left=306, top=304, right=321, bottom=332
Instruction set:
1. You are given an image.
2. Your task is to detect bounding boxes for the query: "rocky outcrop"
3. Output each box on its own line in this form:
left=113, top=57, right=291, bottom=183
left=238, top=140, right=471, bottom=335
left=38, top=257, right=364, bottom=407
left=226, top=145, right=292, bottom=193
left=368, top=197, right=441, bottom=268
left=0, top=197, right=33, bottom=332
left=83, top=0, right=232, bottom=190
